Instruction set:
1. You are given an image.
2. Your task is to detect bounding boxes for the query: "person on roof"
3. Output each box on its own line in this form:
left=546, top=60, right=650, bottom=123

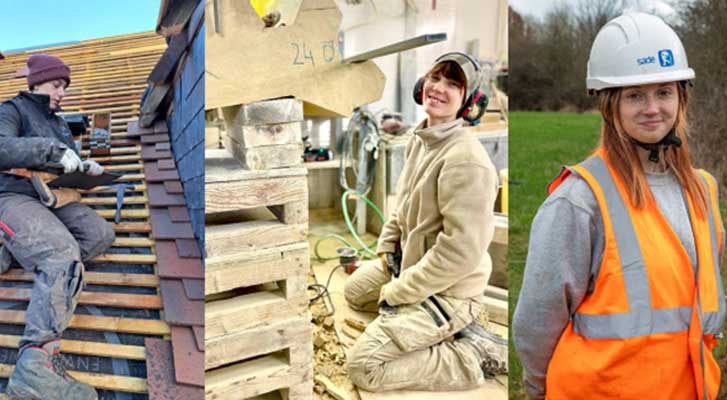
left=0, top=53, right=114, bottom=400
left=512, top=12, right=725, bottom=400
left=344, top=52, right=507, bottom=392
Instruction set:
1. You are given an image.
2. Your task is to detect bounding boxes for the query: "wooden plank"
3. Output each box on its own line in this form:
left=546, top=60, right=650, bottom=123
left=82, top=196, right=147, bottom=206
left=228, top=121, right=302, bottom=148
left=88, top=154, right=141, bottom=163
left=112, top=237, right=154, bottom=247
left=206, top=276, right=308, bottom=339
left=206, top=241, right=308, bottom=294
left=224, top=99, right=303, bottom=127
left=91, top=253, right=157, bottom=264
left=206, top=174, right=308, bottom=214
left=102, top=163, right=144, bottom=172
left=205, top=315, right=311, bottom=370
left=205, top=149, right=307, bottom=182
left=268, top=201, right=308, bottom=224
left=82, top=184, right=146, bottom=194
left=0, top=269, right=159, bottom=288
left=0, top=334, right=146, bottom=360
left=205, top=352, right=312, bottom=400
left=206, top=221, right=307, bottom=258
left=483, top=295, right=508, bottom=326
left=0, top=287, right=161, bottom=309
left=205, top=0, right=384, bottom=116
left=0, top=310, right=170, bottom=335
left=493, top=214, right=508, bottom=245
left=0, top=365, right=147, bottom=393
left=81, top=146, right=141, bottom=156
left=224, top=135, right=303, bottom=170
left=96, top=209, right=149, bottom=219
left=112, top=222, right=152, bottom=233
left=148, top=32, right=188, bottom=83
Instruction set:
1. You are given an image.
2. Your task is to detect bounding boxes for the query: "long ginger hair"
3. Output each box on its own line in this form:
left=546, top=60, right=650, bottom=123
left=596, top=83, right=708, bottom=217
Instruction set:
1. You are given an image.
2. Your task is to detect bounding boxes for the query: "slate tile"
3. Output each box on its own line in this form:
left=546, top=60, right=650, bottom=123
left=168, top=206, right=190, bottom=222
left=141, top=145, right=172, bottom=161
left=149, top=208, right=194, bottom=239
left=147, top=184, right=186, bottom=207
left=144, top=161, right=180, bottom=182
left=126, top=120, right=155, bottom=137
left=141, top=133, right=171, bottom=144
left=182, top=279, right=204, bottom=300
left=156, top=142, right=171, bottom=151
left=155, top=240, right=203, bottom=279
left=158, top=159, right=176, bottom=170
left=159, top=279, right=203, bottom=326
left=192, top=326, right=204, bottom=352
left=175, top=238, right=200, bottom=258
left=170, top=326, right=204, bottom=387
left=145, top=338, right=204, bottom=398
left=164, top=181, right=184, bottom=194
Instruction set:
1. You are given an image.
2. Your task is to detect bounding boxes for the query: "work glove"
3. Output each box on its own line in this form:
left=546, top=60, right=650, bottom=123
left=81, top=159, right=104, bottom=176
left=58, top=149, right=82, bottom=174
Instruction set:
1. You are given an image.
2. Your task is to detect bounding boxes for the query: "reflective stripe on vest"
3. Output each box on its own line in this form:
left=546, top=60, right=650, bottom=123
left=697, top=171, right=726, bottom=335
left=568, top=155, right=724, bottom=340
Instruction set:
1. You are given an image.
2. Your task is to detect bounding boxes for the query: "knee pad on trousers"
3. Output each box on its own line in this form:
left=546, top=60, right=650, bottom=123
left=40, top=260, right=84, bottom=334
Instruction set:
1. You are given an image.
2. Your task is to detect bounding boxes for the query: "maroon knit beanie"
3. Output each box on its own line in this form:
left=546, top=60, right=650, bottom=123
left=27, top=54, right=71, bottom=89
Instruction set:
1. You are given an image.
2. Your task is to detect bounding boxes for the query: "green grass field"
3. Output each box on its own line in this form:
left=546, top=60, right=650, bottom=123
left=507, top=111, right=727, bottom=399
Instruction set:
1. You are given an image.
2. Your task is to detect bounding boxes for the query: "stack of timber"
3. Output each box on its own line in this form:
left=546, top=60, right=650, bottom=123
left=205, top=98, right=313, bottom=399
left=0, top=30, right=209, bottom=399
left=221, top=98, right=305, bottom=170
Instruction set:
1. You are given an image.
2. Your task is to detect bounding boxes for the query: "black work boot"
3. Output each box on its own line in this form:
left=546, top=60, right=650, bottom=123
left=6, top=340, right=98, bottom=400
left=456, top=322, right=508, bottom=377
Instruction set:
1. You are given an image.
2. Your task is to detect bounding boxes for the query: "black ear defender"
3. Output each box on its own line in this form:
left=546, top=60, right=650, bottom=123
left=412, top=52, right=488, bottom=123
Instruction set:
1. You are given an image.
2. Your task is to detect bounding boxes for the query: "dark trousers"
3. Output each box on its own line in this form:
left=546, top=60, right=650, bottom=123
left=0, top=193, right=115, bottom=348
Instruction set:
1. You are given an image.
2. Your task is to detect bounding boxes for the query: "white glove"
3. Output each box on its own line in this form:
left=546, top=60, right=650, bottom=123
left=59, top=149, right=82, bottom=174
left=81, top=159, right=104, bottom=176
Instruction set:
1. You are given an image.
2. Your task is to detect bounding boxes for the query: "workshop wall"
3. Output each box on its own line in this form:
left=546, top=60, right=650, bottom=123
left=338, top=0, right=508, bottom=124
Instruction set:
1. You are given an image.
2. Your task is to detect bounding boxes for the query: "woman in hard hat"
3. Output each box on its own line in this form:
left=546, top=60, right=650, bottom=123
left=513, top=12, right=724, bottom=400
left=344, top=52, right=507, bottom=391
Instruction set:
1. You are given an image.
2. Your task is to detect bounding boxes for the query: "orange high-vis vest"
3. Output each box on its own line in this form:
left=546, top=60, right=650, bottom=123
left=545, top=149, right=725, bottom=400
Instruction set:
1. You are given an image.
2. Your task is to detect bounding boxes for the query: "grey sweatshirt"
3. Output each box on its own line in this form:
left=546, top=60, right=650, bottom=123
left=512, top=169, right=713, bottom=400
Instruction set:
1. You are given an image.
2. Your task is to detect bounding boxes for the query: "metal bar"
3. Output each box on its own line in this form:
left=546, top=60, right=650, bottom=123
left=342, top=33, right=447, bottom=64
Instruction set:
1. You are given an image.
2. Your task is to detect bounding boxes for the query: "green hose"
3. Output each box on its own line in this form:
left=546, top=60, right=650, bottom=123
left=314, top=233, right=355, bottom=261
left=313, top=189, right=386, bottom=261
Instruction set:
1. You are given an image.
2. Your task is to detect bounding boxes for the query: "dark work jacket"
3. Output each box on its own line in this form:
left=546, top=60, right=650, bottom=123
left=0, top=92, right=77, bottom=197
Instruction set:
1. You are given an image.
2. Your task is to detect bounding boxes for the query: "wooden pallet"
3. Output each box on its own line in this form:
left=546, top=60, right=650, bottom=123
left=205, top=144, right=313, bottom=400
left=206, top=241, right=309, bottom=338
left=206, top=315, right=313, bottom=400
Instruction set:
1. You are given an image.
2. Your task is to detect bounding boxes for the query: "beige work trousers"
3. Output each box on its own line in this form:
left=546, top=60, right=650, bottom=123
left=344, top=261, right=486, bottom=392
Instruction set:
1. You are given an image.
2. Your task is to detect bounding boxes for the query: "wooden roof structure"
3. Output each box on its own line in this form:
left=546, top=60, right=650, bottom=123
left=0, top=30, right=202, bottom=399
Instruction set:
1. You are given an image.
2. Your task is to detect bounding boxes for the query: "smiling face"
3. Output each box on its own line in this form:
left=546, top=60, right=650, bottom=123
left=618, top=82, right=679, bottom=144
left=32, top=79, right=68, bottom=110
left=422, top=61, right=466, bottom=126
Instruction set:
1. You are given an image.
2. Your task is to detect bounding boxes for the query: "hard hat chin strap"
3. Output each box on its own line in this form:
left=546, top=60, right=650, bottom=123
left=631, top=129, right=682, bottom=163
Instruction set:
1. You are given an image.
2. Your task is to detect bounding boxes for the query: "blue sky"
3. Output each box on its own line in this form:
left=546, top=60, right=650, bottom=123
left=0, top=1, right=162, bottom=53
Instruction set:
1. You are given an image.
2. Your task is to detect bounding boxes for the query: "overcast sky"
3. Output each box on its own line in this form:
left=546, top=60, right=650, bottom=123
left=509, top=0, right=678, bottom=21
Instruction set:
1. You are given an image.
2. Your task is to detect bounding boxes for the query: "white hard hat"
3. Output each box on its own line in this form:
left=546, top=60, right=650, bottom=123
left=586, top=12, right=694, bottom=91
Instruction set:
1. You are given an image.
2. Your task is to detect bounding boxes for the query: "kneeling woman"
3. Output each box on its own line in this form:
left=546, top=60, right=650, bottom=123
left=344, top=52, right=506, bottom=392
left=513, top=13, right=725, bottom=400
